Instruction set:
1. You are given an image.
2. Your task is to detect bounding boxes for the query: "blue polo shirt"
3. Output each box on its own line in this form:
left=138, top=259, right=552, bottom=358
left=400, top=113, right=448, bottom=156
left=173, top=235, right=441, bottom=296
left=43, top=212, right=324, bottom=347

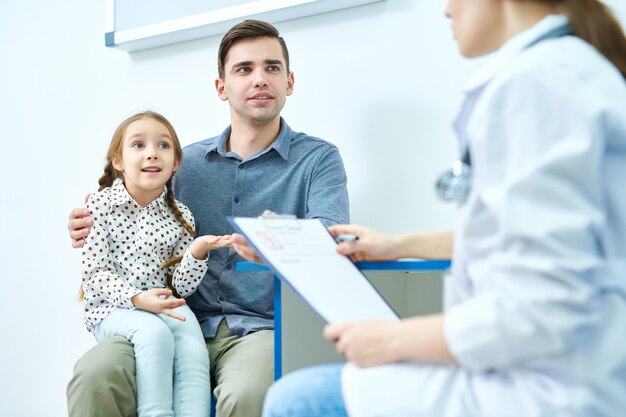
left=172, top=118, right=350, bottom=338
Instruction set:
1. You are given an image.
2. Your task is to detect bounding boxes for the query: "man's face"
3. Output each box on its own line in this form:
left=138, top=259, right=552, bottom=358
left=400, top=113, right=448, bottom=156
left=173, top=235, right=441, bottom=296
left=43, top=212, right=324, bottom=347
left=216, top=36, right=294, bottom=128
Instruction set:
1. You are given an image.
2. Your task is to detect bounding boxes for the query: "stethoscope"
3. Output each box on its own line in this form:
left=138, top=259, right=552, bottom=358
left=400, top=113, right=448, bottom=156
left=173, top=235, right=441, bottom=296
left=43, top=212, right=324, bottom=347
left=435, top=149, right=472, bottom=204
left=434, top=24, right=574, bottom=205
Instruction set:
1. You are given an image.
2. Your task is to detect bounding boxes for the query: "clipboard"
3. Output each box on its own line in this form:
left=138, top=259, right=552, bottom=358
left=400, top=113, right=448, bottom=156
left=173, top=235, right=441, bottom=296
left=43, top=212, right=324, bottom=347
left=228, top=215, right=399, bottom=324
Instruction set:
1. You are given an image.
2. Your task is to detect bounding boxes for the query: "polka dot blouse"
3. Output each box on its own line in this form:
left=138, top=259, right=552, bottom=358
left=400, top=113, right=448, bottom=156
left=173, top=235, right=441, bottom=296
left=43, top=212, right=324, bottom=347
left=81, top=178, right=208, bottom=330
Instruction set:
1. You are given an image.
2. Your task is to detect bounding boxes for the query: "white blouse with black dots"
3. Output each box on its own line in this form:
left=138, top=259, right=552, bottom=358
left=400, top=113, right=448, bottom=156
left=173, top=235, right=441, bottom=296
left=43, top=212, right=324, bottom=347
left=81, top=178, right=208, bottom=330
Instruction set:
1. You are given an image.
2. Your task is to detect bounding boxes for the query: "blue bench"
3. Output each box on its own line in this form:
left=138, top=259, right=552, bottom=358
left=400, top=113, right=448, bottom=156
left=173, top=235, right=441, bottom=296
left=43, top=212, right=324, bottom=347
left=237, top=260, right=451, bottom=379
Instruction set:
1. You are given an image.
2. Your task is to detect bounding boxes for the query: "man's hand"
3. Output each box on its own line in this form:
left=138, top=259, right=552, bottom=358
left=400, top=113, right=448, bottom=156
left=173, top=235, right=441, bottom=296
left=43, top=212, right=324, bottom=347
left=230, top=233, right=264, bottom=264
left=229, top=210, right=280, bottom=263
left=69, top=207, right=93, bottom=248
left=131, top=289, right=187, bottom=321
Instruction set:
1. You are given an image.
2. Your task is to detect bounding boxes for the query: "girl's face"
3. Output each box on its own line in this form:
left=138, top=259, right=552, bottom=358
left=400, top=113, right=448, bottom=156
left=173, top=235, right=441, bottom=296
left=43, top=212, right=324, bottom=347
left=113, top=117, right=179, bottom=205
left=445, top=0, right=506, bottom=57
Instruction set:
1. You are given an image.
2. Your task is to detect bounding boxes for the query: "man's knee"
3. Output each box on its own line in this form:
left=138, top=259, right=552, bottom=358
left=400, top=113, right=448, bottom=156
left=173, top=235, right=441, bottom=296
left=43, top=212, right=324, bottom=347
left=67, top=336, right=137, bottom=417
left=73, top=337, right=134, bottom=382
left=217, top=377, right=272, bottom=417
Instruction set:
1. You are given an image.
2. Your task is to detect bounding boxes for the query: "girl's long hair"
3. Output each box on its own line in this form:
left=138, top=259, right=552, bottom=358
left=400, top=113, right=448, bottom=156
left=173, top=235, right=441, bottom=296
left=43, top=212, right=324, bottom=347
left=80, top=111, right=194, bottom=300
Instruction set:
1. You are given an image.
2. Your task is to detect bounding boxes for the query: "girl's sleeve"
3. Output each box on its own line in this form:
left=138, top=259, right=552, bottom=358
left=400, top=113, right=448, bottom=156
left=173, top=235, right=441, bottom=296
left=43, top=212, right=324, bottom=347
left=169, top=205, right=208, bottom=297
left=82, top=193, right=141, bottom=309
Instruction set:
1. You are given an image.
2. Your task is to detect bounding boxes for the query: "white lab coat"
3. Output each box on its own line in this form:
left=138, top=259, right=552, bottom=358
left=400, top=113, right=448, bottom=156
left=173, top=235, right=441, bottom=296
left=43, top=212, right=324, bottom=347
left=342, top=15, right=626, bottom=417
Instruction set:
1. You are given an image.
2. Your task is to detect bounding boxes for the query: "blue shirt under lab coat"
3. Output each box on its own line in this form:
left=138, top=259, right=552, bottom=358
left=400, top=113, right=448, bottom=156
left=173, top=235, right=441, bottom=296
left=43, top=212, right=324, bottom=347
left=342, top=15, right=626, bottom=417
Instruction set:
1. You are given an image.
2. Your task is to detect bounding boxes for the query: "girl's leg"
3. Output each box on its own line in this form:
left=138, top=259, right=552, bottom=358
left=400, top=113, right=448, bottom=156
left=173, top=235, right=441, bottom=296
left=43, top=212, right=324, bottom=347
left=262, top=364, right=347, bottom=417
left=93, top=308, right=175, bottom=417
left=161, top=305, right=211, bottom=417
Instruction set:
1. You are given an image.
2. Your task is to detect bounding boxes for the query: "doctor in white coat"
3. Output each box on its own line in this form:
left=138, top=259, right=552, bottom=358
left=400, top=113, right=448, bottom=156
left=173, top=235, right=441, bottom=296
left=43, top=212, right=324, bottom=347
left=235, top=0, right=626, bottom=416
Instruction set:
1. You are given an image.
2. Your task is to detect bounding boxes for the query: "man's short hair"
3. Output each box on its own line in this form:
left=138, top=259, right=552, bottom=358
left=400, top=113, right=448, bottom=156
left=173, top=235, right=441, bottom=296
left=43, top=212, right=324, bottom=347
left=218, top=19, right=290, bottom=78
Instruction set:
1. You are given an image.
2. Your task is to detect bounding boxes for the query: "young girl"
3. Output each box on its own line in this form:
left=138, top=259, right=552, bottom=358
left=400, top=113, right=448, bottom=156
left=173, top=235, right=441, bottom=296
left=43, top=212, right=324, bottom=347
left=241, top=1, right=626, bottom=417
left=82, top=111, right=230, bottom=417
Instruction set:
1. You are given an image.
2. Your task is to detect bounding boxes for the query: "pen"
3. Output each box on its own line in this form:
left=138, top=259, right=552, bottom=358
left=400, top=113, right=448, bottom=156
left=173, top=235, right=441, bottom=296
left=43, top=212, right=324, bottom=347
left=335, top=234, right=359, bottom=243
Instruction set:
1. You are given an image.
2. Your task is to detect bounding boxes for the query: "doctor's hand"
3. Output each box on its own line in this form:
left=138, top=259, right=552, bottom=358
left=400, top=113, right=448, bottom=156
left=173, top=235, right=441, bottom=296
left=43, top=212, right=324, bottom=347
left=324, top=321, right=402, bottom=368
left=231, top=233, right=265, bottom=264
left=328, top=224, right=401, bottom=262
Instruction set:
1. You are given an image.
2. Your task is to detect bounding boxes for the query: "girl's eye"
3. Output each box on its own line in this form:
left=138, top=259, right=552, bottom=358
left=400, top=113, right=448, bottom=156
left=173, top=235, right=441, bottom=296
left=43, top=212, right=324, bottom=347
left=132, top=142, right=144, bottom=149
left=159, top=143, right=170, bottom=149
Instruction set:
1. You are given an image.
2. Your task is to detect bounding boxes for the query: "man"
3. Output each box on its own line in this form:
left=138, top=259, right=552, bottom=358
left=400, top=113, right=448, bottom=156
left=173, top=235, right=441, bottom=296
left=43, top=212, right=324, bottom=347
left=67, top=19, right=349, bottom=417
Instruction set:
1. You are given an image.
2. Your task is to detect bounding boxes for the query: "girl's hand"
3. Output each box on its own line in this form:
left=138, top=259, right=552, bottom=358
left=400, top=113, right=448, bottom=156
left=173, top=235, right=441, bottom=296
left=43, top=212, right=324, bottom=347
left=131, top=289, right=187, bottom=321
left=323, top=321, right=401, bottom=368
left=190, top=234, right=233, bottom=260
left=327, top=224, right=401, bottom=262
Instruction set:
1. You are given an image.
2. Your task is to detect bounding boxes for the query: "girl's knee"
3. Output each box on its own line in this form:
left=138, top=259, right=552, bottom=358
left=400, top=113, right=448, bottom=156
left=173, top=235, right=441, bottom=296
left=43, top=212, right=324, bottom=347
left=175, top=332, right=209, bottom=361
left=130, top=320, right=176, bottom=355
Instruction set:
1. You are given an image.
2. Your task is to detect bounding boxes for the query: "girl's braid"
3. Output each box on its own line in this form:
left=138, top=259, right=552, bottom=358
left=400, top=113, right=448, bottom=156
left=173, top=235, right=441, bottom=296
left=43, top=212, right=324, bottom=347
left=161, top=179, right=196, bottom=297
left=97, top=161, right=119, bottom=191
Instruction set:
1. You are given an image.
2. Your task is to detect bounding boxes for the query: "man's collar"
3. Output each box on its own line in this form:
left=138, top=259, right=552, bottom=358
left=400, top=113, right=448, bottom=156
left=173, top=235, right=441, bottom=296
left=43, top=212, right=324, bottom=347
left=270, top=118, right=292, bottom=160
left=206, top=117, right=292, bottom=161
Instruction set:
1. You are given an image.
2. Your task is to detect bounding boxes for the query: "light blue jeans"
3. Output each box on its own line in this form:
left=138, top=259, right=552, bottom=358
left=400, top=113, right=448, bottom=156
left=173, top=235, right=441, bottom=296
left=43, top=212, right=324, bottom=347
left=92, top=305, right=211, bottom=417
left=262, top=364, right=348, bottom=417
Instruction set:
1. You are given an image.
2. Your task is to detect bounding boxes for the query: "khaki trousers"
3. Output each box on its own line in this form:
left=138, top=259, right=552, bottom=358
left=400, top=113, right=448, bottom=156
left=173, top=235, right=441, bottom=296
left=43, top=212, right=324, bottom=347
left=208, top=320, right=274, bottom=417
left=67, top=321, right=274, bottom=417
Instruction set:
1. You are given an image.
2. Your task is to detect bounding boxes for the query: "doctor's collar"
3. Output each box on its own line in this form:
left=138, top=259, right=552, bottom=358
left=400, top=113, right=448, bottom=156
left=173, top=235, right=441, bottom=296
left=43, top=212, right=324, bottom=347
left=462, top=14, right=572, bottom=93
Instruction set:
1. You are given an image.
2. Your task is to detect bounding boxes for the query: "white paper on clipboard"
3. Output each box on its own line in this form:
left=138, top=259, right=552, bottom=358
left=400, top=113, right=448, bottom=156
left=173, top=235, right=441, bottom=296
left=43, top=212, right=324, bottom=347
left=228, top=216, right=399, bottom=324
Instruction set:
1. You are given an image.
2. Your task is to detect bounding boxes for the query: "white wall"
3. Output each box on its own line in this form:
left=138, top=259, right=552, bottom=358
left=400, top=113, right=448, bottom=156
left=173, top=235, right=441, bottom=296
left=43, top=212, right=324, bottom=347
left=1, top=1, right=624, bottom=416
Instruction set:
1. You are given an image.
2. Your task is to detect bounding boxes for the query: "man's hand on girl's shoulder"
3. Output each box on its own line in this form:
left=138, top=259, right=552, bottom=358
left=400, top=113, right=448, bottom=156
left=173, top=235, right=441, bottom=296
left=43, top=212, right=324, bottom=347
left=68, top=207, right=93, bottom=248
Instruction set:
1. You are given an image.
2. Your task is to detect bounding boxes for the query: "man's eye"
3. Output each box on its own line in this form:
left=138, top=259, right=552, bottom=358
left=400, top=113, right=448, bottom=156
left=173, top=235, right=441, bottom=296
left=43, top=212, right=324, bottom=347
left=268, top=65, right=280, bottom=72
left=237, top=67, right=251, bottom=73
left=159, top=143, right=170, bottom=149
